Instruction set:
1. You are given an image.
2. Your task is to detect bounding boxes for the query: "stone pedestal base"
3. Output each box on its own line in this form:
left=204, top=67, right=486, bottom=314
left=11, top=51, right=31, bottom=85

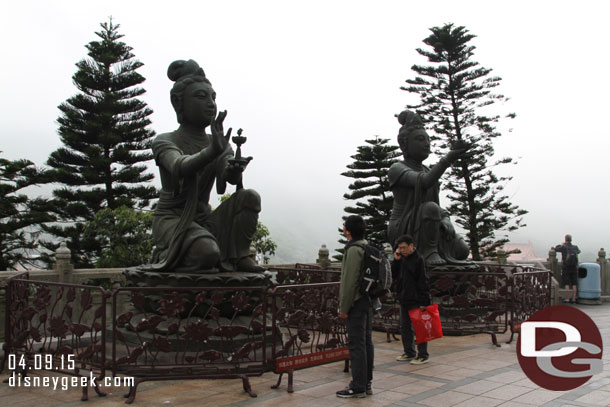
left=427, top=263, right=480, bottom=273
left=124, top=267, right=271, bottom=288
left=122, top=267, right=272, bottom=318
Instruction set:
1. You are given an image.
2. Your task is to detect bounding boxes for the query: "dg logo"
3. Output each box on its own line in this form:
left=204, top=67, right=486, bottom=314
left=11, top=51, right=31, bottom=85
left=517, top=305, right=604, bottom=391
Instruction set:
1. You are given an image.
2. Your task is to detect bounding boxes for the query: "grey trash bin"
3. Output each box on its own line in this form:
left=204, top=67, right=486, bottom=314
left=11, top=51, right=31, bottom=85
left=577, top=263, right=601, bottom=303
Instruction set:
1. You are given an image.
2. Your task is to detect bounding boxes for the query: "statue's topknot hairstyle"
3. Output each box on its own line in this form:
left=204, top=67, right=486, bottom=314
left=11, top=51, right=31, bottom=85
left=168, top=59, right=212, bottom=123
left=397, top=110, right=425, bottom=152
left=167, top=59, right=207, bottom=82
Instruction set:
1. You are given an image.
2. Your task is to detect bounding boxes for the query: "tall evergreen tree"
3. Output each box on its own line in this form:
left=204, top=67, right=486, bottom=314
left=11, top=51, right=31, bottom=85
left=0, top=153, right=54, bottom=270
left=401, top=23, right=527, bottom=260
left=43, top=19, right=156, bottom=267
left=336, top=136, right=400, bottom=260
left=82, top=206, right=153, bottom=268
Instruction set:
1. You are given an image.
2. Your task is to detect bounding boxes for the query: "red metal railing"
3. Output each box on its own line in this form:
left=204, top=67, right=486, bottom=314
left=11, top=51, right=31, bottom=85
left=1, top=264, right=551, bottom=402
left=267, top=282, right=348, bottom=393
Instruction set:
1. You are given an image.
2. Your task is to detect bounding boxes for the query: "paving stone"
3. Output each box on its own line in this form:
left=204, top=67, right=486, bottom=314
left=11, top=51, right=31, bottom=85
left=481, top=384, right=533, bottom=401
left=511, top=389, right=566, bottom=405
left=452, top=379, right=505, bottom=395
left=417, top=390, right=473, bottom=406
left=574, top=390, right=610, bottom=406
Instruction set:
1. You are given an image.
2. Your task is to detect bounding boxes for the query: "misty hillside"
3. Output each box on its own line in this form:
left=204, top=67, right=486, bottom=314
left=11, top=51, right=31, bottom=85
left=263, top=217, right=342, bottom=265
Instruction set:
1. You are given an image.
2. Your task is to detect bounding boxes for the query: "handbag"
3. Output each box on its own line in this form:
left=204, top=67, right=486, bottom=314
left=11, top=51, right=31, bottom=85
left=408, top=304, right=443, bottom=344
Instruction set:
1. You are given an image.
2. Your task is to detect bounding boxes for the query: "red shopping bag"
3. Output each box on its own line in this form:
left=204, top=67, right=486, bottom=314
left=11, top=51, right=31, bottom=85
left=408, top=304, right=443, bottom=344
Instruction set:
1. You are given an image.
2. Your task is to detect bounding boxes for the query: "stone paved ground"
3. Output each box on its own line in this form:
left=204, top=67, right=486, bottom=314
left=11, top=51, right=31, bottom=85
left=1, top=303, right=609, bottom=407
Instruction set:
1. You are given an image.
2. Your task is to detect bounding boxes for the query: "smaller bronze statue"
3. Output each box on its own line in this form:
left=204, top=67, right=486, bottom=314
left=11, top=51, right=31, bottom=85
left=146, top=59, right=263, bottom=274
left=387, top=110, right=472, bottom=266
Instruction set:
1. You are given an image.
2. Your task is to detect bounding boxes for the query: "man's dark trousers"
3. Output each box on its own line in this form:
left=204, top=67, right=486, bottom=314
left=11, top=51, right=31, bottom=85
left=400, top=303, right=429, bottom=358
left=346, top=296, right=374, bottom=391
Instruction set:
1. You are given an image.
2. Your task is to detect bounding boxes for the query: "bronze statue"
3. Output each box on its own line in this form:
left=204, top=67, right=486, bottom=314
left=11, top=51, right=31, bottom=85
left=387, top=110, right=471, bottom=265
left=147, top=59, right=262, bottom=273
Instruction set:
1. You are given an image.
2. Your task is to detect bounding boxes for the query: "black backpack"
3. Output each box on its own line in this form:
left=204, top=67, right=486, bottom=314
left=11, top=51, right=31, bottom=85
left=347, top=242, right=392, bottom=298
left=565, top=246, right=579, bottom=267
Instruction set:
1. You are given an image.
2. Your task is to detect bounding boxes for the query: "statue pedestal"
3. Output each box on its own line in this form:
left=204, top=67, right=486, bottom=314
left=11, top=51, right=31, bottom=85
left=427, top=263, right=479, bottom=273
left=124, top=267, right=271, bottom=288
left=123, top=267, right=272, bottom=318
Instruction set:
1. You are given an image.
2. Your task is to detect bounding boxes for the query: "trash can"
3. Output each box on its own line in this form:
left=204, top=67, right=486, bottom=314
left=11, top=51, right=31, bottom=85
left=577, top=263, right=601, bottom=301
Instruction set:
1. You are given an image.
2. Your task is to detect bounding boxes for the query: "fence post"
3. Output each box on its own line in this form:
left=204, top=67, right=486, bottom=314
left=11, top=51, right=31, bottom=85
left=547, top=247, right=560, bottom=282
left=316, top=244, right=330, bottom=269
left=598, top=248, right=609, bottom=296
left=55, top=242, right=73, bottom=284
left=497, top=249, right=507, bottom=265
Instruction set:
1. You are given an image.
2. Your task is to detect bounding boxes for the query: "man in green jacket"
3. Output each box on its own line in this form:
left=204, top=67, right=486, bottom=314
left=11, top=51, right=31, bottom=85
left=336, top=215, right=374, bottom=398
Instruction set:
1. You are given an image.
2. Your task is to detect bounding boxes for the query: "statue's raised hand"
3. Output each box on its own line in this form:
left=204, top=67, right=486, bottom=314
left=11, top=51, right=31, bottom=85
left=211, top=110, right=232, bottom=155
left=446, top=139, right=474, bottom=163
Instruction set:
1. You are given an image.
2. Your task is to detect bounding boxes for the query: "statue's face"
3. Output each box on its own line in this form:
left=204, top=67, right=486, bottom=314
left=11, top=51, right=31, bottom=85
left=181, top=81, right=217, bottom=127
left=405, top=128, right=430, bottom=161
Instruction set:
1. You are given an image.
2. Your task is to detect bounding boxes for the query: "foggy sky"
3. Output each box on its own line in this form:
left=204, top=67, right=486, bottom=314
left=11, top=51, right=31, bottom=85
left=1, top=1, right=609, bottom=263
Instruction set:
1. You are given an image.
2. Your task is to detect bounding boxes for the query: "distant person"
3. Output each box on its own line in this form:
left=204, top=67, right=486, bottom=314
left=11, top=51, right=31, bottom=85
left=554, top=234, right=581, bottom=304
left=392, top=234, right=431, bottom=364
left=336, top=215, right=374, bottom=398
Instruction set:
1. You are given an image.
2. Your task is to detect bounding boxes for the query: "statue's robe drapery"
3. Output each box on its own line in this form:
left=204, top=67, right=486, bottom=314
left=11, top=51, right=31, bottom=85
left=145, top=131, right=260, bottom=272
left=387, top=161, right=439, bottom=248
left=387, top=160, right=470, bottom=262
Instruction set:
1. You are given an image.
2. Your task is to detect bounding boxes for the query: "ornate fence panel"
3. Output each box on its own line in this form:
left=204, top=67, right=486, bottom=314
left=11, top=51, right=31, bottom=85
left=429, top=268, right=510, bottom=346
left=1, top=264, right=553, bottom=403
left=2, top=272, right=30, bottom=371
left=111, top=285, right=267, bottom=402
left=507, top=269, right=552, bottom=343
left=1, top=273, right=109, bottom=401
left=372, top=292, right=401, bottom=342
left=268, top=282, right=348, bottom=392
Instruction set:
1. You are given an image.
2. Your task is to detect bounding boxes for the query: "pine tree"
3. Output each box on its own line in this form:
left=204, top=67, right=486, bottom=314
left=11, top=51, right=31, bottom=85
left=0, top=153, right=54, bottom=270
left=401, top=23, right=527, bottom=260
left=82, top=206, right=153, bottom=268
left=43, top=19, right=156, bottom=267
left=335, top=136, right=400, bottom=260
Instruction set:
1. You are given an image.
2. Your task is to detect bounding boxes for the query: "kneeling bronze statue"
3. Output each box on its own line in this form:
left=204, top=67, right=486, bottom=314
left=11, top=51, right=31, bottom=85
left=387, top=110, right=472, bottom=266
left=144, top=59, right=263, bottom=274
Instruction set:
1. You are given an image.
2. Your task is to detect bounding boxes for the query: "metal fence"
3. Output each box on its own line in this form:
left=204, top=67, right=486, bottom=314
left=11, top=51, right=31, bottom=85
left=1, top=264, right=550, bottom=403
left=267, top=282, right=348, bottom=393
left=506, top=269, right=552, bottom=343
left=111, top=286, right=268, bottom=402
left=371, top=265, right=551, bottom=347
left=1, top=272, right=347, bottom=403
left=2, top=272, right=109, bottom=401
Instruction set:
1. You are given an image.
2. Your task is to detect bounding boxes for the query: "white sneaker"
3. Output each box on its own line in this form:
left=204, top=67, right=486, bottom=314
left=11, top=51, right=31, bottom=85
left=410, top=356, right=429, bottom=365
left=396, top=354, right=416, bottom=362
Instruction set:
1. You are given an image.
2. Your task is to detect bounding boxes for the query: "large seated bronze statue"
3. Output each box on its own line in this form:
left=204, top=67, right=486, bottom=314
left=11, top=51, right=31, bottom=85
left=387, top=110, right=471, bottom=266
left=146, top=59, right=262, bottom=273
